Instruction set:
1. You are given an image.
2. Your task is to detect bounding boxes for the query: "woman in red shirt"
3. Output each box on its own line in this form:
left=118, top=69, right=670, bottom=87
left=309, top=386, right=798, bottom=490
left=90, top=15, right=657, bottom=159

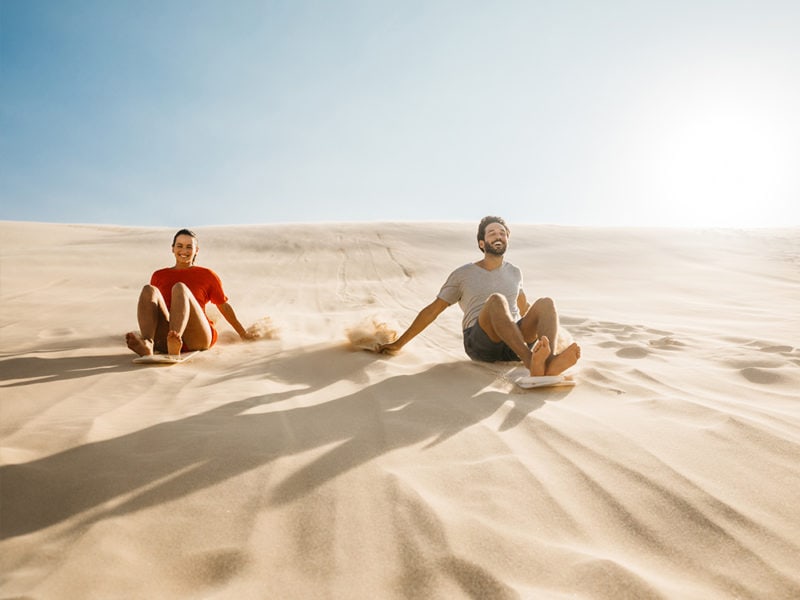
left=125, top=229, right=254, bottom=357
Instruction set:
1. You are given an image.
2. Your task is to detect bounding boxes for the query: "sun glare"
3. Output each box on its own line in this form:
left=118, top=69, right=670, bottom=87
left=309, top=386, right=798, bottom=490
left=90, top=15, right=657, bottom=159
left=618, top=62, right=798, bottom=227
left=654, top=104, right=788, bottom=225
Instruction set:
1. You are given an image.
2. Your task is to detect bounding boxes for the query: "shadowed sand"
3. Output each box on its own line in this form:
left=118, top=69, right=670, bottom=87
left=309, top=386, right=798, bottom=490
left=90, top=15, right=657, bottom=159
left=1, top=221, right=799, bottom=599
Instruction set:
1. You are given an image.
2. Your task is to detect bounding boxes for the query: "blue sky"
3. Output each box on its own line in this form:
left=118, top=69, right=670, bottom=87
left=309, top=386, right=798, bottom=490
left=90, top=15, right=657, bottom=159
left=2, top=0, right=799, bottom=227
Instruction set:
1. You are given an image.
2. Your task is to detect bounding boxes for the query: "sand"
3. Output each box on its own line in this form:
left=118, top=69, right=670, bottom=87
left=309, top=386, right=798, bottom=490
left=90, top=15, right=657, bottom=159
left=1, top=221, right=799, bottom=599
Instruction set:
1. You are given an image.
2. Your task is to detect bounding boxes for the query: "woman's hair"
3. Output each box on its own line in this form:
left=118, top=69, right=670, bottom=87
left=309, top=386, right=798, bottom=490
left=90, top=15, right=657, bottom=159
left=172, top=228, right=198, bottom=246
left=172, top=228, right=199, bottom=264
left=476, top=216, right=509, bottom=251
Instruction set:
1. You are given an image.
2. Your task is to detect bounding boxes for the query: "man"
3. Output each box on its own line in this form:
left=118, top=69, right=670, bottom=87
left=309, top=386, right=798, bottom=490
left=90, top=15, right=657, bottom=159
left=378, top=216, right=580, bottom=377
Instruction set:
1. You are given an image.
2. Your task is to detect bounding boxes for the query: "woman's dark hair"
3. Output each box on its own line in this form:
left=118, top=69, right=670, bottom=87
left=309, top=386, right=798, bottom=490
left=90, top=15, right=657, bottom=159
left=476, top=216, right=509, bottom=251
left=172, top=228, right=199, bottom=264
left=172, top=228, right=198, bottom=246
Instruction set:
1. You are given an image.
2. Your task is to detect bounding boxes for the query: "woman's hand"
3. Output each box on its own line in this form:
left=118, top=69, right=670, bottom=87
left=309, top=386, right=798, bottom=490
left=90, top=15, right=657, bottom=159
left=377, top=340, right=403, bottom=355
left=239, top=330, right=258, bottom=341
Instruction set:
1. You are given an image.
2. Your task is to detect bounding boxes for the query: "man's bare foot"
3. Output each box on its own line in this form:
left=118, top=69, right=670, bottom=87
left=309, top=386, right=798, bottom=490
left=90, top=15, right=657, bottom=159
left=530, top=336, right=550, bottom=377
left=126, top=332, right=153, bottom=357
left=167, top=330, right=183, bottom=356
left=545, top=342, right=581, bottom=376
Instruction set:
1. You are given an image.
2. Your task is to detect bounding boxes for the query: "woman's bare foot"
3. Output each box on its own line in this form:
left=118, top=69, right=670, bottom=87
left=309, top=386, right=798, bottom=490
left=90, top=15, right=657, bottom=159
left=167, top=330, right=183, bottom=356
left=530, top=336, right=550, bottom=377
left=545, top=342, right=581, bottom=376
left=126, top=332, right=153, bottom=357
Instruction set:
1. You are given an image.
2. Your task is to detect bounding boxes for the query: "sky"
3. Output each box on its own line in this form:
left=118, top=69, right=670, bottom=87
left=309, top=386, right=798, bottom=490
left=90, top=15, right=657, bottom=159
left=2, top=0, right=799, bottom=227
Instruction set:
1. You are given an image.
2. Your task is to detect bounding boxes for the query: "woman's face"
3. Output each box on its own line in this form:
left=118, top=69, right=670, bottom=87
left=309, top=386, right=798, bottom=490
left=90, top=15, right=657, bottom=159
left=172, top=234, right=198, bottom=267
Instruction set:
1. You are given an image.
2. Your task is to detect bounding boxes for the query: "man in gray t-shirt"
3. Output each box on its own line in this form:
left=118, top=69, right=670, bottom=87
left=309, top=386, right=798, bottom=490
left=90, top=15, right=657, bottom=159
left=379, top=216, right=581, bottom=377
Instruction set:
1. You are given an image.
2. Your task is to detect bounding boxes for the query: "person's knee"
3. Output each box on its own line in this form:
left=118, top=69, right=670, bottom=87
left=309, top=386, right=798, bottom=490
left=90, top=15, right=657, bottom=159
left=481, top=294, right=515, bottom=329
left=534, top=296, right=555, bottom=313
left=486, top=293, right=509, bottom=310
left=171, top=282, right=190, bottom=297
left=140, top=284, right=159, bottom=299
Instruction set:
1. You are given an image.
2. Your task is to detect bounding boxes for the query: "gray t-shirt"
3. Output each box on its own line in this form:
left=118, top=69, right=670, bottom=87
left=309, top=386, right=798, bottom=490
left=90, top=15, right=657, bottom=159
left=437, top=261, right=523, bottom=330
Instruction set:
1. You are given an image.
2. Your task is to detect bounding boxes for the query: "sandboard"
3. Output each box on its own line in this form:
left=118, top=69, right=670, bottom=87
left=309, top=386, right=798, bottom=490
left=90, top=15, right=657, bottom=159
left=133, top=351, right=199, bottom=365
left=515, top=375, right=576, bottom=389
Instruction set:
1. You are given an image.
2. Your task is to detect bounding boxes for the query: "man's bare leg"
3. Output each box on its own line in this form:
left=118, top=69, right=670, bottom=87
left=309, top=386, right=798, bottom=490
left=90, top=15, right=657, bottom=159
left=545, top=342, right=581, bottom=375
left=126, top=285, right=169, bottom=356
left=167, top=283, right=213, bottom=355
left=530, top=336, right=549, bottom=377
left=477, top=293, right=539, bottom=373
left=519, top=297, right=558, bottom=357
left=519, top=296, right=581, bottom=375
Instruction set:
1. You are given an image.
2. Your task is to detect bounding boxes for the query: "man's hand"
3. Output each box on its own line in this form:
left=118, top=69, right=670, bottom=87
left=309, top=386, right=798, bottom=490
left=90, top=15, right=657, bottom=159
left=239, top=330, right=258, bottom=341
left=377, top=298, right=449, bottom=355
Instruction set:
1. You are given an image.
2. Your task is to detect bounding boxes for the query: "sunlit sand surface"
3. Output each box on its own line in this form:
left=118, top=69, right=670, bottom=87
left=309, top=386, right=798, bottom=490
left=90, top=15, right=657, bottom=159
left=2, top=221, right=799, bottom=598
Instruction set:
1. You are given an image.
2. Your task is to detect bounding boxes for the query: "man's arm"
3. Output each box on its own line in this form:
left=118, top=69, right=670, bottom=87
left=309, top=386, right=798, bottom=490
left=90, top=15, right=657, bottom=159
left=517, top=289, right=531, bottom=315
left=379, top=297, right=450, bottom=354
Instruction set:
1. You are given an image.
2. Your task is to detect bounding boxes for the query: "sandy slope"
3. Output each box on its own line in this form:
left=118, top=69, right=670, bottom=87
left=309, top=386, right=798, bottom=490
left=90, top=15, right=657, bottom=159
left=1, top=221, right=799, bottom=599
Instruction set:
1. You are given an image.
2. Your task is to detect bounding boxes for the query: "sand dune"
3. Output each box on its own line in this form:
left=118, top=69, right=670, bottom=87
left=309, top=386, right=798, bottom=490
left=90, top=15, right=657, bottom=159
left=1, top=221, right=799, bottom=599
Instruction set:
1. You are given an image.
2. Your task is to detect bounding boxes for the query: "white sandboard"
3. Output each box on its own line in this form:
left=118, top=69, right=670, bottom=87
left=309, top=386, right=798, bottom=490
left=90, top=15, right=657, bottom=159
left=515, top=375, right=576, bottom=389
left=133, top=351, right=199, bottom=365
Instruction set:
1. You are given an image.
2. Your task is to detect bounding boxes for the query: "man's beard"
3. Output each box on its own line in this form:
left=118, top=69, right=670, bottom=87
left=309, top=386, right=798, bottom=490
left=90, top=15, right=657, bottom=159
left=485, top=241, right=506, bottom=256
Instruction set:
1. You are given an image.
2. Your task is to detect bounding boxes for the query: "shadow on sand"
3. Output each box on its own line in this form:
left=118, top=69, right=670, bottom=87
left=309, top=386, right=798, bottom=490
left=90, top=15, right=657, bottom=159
left=1, top=347, right=562, bottom=540
left=0, top=353, right=141, bottom=387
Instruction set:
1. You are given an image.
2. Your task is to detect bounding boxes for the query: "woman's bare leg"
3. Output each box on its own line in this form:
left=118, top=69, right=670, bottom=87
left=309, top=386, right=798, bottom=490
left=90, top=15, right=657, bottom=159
left=166, top=282, right=213, bottom=355
left=126, top=285, right=169, bottom=356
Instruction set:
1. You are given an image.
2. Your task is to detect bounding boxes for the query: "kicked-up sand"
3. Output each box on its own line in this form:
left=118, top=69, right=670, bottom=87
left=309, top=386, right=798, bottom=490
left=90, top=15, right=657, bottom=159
left=1, top=221, right=799, bottom=599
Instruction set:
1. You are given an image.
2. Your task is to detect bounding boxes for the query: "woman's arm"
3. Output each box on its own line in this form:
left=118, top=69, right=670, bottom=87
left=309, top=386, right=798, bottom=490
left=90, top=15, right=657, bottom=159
left=217, top=302, right=255, bottom=340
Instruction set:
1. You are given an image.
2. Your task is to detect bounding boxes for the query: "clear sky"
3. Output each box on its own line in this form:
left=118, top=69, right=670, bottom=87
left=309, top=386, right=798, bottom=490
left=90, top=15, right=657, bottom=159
left=2, top=0, right=799, bottom=227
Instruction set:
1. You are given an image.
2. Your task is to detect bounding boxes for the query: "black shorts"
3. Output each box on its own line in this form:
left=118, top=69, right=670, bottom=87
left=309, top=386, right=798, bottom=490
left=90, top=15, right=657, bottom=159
left=463, top=320, right=532, bottom=362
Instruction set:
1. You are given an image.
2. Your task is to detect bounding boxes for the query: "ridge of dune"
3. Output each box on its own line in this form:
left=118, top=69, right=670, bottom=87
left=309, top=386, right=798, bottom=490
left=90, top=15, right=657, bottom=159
left=1, top=221, right=799, bottom=599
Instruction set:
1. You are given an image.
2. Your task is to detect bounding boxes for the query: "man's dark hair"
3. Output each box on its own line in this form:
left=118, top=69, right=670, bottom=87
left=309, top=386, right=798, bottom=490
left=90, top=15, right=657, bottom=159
left=476, top=216, right=509, bottom=252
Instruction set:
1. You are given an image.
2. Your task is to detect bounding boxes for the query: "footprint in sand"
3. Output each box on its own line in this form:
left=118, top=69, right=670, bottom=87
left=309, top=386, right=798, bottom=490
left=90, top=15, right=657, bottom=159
left=38, top=327, right=75, bottom=338
left=760, top=345, right=795, bottom=354
left=714, top=338, right=798, bottom=385
left=574, top=319, right=690, bottom=361
left=648, top=336, right=687, bottom=351
left=616, top=346, right=650, bottom=359
left=179, top=548, right=249, bottom=587
left=739, top=367, right=786, bottom=385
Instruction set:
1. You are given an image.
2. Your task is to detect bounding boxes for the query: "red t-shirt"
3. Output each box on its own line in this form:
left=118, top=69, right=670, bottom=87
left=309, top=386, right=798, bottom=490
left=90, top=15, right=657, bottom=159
left=150, top=266, right=228, bottom=346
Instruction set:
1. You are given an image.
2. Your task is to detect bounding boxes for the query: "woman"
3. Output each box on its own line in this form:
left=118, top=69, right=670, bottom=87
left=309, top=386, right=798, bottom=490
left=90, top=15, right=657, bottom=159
left=126, top=228, right=254, bottom=357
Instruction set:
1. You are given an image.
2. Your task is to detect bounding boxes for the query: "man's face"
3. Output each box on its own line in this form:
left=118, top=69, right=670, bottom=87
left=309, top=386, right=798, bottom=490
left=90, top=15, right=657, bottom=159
left=481, top=222, right=508, bottom=256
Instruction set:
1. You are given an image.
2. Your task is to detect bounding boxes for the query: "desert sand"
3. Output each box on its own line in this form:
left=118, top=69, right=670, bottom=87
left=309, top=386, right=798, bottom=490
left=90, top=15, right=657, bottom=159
left=1, top=220, right=799, bottom=599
